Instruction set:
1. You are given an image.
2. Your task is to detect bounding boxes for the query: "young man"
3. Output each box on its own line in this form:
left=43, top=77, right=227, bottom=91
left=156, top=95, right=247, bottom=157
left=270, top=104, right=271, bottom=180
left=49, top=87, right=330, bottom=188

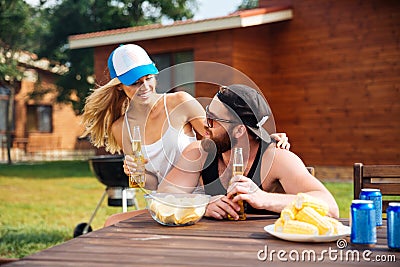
left=158, top=84, right=339, bottom=220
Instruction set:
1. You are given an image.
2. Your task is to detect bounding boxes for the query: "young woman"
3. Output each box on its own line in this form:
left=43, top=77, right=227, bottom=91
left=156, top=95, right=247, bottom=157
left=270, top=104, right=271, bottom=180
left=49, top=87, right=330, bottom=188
left=81, top=44, right=206, bottom=190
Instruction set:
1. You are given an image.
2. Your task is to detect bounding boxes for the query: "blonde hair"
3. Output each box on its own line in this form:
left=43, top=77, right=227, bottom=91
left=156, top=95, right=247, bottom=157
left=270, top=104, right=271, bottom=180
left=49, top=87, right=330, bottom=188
left=81, top=78, right=128, bottom=154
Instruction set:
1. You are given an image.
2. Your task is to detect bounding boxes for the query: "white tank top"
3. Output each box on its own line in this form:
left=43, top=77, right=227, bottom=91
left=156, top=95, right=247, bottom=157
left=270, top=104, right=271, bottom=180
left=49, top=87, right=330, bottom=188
left=125, top=94, right=197, bottom=183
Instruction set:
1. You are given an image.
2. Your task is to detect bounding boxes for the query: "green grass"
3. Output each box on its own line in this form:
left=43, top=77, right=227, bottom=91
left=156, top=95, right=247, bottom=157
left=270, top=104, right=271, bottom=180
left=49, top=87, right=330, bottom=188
left=0, top=161, right=354, bottom=259
left=0, top=161, right=145, bottom=259
left=0, top=160, right=94, bottom=178
left=323, top=181, right=353, bottom=218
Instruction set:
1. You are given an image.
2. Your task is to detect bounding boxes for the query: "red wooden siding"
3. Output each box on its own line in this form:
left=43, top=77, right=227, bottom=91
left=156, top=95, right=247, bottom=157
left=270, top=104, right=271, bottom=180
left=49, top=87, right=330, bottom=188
left=258, top=0, right=400, bottom=165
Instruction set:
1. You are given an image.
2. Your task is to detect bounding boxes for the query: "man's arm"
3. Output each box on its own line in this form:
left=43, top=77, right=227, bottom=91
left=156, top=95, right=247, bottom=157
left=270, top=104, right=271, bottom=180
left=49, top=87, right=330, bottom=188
left=228, top=148, right=340, bottom=218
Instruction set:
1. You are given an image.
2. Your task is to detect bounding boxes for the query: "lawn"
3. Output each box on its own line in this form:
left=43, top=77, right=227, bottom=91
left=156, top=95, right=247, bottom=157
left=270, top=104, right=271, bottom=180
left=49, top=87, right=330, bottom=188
left=0, top=161, right=353, bottom=259
left=323, top=181, right=353, bottom=218
left=0, top=161, right=146, bottom=259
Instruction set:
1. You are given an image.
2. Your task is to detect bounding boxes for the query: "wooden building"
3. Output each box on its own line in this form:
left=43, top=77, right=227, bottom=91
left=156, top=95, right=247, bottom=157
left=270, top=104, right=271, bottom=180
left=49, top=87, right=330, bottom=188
left=0, top=51, right=91, bottom=161
left=69, top=0, right=400, bottom=166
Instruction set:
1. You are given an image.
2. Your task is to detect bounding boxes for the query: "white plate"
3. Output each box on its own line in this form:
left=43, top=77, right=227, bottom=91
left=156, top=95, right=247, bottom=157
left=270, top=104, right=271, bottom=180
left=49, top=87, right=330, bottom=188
left=264, top=224, right=351, bottom=243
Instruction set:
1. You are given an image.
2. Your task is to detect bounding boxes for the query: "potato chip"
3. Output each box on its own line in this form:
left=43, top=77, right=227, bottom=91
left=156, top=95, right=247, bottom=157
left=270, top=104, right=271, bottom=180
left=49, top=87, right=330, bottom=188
left=178, top=214, right=199, bottom=225
left=175, top=207, right=196, bottom=223
left=156, top=203, right=176, bottom=224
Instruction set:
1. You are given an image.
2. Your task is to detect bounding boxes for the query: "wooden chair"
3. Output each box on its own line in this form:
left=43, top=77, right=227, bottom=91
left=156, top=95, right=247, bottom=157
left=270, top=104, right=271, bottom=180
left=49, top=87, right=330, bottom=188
left=353, top=163, right=400, bottom=212
left=306, top=166, right=315, bottom=176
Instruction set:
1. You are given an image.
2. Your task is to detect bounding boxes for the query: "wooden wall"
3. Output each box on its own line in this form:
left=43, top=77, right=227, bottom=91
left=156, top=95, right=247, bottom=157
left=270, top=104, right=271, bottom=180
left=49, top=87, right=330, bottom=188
left=94, top=0, right=400, bottom=165
left=257, top=0, right=400, bottom=165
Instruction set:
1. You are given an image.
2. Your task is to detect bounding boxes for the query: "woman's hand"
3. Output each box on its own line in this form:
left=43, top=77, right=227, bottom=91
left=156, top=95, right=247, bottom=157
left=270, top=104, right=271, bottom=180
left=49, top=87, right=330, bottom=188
left=123, top=155, right=148, bottom=176
left=205, top=195, right=241, bottom=220
left=270, top=133, right=290, bottom=150
left=227, top=175, right=266, bottom=210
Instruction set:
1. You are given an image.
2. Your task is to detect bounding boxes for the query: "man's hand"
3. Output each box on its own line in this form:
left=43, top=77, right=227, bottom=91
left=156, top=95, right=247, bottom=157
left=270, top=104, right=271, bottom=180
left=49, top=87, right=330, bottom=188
left=227, top=175, right=266, bottom=210
left=205, top=195, right=241, bottom=220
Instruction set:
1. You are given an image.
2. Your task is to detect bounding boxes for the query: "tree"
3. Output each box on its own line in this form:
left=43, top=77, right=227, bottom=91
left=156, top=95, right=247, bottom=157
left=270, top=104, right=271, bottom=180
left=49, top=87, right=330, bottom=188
left=0, top=0, right=37, bottom=83
left=37, top=0, right=198, bottom=113
left=237, top=0, right=258, bottom=10
left=0, top=0, right=37, bottom=164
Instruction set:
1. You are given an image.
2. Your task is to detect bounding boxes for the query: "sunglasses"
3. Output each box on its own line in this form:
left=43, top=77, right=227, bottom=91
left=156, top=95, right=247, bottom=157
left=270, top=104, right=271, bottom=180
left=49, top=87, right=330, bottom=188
left=205, top=105, right=237, bottom=128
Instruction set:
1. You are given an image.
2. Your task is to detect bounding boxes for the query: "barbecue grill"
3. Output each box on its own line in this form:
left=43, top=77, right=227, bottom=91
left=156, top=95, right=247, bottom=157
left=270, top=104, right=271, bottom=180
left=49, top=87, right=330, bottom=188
left=73, top=154, right=138, bottom=237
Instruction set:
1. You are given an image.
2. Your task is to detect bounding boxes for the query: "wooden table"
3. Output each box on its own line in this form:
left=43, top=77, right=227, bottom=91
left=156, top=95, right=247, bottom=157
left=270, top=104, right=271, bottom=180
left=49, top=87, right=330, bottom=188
left=6, top=212, right=399, bottom=266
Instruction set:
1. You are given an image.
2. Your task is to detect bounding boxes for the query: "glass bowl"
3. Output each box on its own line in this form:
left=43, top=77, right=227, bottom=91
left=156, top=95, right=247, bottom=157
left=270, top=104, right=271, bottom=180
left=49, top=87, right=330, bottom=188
left=144, top=192, right=210, bottom=226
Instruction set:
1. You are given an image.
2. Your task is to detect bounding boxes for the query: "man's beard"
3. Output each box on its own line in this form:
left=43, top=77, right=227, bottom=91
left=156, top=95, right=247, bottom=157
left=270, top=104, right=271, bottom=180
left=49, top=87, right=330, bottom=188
left=201, top=127, right=237, bottom=154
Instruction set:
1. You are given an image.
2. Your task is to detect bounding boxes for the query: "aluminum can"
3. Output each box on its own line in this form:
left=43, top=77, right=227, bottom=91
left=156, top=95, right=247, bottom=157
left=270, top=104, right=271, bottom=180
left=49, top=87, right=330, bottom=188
left=350, top=200, right=376, bottom=244
left=387, top=202, right=400, bottom=249
left=359, top=188, right=382, bottom=226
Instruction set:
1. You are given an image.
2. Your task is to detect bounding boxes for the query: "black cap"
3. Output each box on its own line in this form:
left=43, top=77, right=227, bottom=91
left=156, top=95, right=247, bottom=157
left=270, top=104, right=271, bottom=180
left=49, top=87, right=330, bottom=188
left=216, top=84, right=271, bottom=144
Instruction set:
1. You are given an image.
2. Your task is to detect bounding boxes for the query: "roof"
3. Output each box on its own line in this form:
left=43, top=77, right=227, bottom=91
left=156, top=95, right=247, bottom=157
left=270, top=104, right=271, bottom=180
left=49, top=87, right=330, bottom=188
left=68, top=7, right=293, bottom=49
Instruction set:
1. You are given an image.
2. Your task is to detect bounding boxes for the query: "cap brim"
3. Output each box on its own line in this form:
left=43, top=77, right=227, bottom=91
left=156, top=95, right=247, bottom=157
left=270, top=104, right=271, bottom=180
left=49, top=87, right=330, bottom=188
left=247, top=126, right=271, bottom=144
left=118, top=63, right=159, bottom=85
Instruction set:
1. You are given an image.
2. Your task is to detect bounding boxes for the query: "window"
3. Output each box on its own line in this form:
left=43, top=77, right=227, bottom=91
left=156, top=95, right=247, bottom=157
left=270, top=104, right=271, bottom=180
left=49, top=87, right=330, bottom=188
left=0, top=87, right=10, bottom=134
left=27, top=105, right=53, bottom=133
left=151, top=51, right=195, bottom=95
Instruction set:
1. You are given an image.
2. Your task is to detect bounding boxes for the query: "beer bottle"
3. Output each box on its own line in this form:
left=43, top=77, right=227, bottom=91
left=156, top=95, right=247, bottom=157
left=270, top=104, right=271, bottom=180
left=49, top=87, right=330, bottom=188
left=227, top=147, right=246, bottom=220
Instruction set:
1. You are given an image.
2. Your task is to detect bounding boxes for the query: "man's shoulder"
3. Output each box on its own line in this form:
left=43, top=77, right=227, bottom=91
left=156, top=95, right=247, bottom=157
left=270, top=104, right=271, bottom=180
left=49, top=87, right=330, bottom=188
left=261, top=146, right=306, bottom=177
left=261, top=146, right=299, bottom=164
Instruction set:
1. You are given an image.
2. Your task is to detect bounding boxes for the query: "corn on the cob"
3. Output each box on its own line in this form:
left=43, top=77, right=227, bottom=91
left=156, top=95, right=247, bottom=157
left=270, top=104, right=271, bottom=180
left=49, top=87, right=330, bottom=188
left=283, top=220, right=319, bottom=235
left=274, top=218, right=284, bottom=232
left=280, top=204, right=298, bottom=222
left=294, top=193, right=329, bottom=216
left=296, top=206, right=333, bottom=235
left=324, top=216, right=343, bottom=235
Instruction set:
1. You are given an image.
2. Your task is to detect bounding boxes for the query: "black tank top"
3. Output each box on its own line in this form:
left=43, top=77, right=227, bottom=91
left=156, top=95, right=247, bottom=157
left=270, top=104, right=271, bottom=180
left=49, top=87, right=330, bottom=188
left=201, top=141, right=276, bottom=214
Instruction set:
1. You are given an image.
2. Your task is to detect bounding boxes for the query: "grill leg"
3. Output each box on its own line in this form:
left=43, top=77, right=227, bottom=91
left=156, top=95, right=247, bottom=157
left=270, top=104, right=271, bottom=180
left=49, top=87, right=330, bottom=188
left=121, top=188, right=139, bottom=212
left=84, top=190, right=107, bottom=234
left=122, top=188, right=127, bottom=212
left=133, top=190, right=140, bottom=210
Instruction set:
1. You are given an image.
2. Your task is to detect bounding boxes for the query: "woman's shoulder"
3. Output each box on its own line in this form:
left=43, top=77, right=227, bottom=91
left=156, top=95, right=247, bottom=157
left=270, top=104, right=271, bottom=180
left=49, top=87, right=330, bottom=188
left=167, top=91, right=194, bottom=105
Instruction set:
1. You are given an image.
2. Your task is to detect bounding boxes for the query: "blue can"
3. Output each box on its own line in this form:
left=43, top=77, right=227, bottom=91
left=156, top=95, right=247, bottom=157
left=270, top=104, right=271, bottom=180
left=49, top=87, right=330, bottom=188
left=387, top=202, right=400, bottom=249
left=359, top=189, right=382, bottom=226
left=350, top=200, right=377, bottom=245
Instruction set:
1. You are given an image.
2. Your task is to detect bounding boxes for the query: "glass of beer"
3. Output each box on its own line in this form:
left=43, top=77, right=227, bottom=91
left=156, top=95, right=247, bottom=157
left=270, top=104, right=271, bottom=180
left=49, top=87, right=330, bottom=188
left=128, top=125, right=145, bottom=188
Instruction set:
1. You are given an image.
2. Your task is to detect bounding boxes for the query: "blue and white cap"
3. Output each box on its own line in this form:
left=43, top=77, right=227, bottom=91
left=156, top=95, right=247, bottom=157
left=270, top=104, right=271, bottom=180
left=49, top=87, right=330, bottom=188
left=107, top=44, right=159, bottom=85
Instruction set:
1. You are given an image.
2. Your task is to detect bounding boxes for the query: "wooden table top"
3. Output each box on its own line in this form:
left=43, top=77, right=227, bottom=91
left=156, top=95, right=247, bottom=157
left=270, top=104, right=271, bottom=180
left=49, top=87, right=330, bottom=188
left=6, top=212, right=399, bottom=266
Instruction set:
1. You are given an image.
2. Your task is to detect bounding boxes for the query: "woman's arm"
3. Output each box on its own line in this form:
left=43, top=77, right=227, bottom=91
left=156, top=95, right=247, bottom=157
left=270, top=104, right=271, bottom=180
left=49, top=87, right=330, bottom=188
left=158, top=141, right=205, bottom=193
left=169, top=92, right=207, bottom=138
